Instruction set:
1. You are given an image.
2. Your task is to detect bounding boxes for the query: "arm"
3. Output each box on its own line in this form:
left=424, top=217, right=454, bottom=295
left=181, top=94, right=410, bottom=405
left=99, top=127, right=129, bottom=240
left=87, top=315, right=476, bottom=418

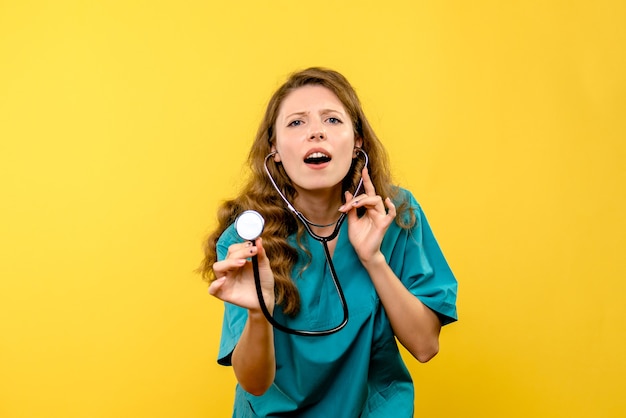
left=341, top=168, right=442, bottom=362
left=231, top=310, right=276, bottom=395
left=210, top=238, right=276, bottom=394
left=361, top=253, right=441, bottom=362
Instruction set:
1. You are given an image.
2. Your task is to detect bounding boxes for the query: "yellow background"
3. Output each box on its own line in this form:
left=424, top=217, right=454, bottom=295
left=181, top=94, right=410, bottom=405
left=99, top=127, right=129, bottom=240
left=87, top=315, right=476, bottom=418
left=1, top=1, right=625, bottom=417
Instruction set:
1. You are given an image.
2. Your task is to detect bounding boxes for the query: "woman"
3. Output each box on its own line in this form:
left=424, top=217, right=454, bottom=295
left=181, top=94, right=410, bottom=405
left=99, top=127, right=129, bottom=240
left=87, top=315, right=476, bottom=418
left=200, top=67, right=458, bottom=417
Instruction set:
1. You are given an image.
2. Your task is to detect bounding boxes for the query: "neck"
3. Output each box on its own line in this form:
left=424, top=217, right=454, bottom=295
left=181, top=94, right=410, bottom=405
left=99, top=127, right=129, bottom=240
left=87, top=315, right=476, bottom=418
left=293, top=188, right=343, bottom=228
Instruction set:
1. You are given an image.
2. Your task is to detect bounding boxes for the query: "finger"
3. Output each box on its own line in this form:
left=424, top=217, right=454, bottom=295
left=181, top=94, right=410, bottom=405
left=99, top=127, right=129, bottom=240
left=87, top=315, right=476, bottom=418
left=212, top=258, right=246, bottom=277
left=345, top=192, right=359, bottom=224
left=253, top=237, right=270, bottom=267
left=339, top=191, right=354, bottom=213
left=208, top=276, right=226, bottom=296
left=254, top=237, right=264, bottom=253
left=385, top=197, right=397, bottom=219
left=226, top=241, right=254, bottom=257
left=361, top=167, right=376, bottom=196
left=350, top=195, right=386, bottom=212
left=340, top=191, right=377, bottom=213
left=227, top=243, right=258, bottom=263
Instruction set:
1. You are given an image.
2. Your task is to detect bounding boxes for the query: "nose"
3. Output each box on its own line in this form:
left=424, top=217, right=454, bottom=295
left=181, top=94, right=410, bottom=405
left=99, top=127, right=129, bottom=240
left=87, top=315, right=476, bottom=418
left=308, top=123, right=326, bottom=141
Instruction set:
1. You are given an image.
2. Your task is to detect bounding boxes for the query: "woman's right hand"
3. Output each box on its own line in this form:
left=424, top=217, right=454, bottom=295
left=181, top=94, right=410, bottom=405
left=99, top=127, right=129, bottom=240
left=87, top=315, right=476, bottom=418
left=209, top=238, right=275, bottom=314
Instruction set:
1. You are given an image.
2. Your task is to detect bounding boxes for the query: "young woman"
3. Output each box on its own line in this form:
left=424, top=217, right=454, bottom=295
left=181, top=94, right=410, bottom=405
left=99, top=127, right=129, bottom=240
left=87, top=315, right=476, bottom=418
left=200, top=67, right=458, bottom=417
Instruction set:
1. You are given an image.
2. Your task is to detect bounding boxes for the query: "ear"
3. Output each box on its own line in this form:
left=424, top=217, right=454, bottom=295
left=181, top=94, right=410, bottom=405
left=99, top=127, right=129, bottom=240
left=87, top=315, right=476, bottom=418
left=353, top=137, right=363, bottom=157
left=271, top=145, right=281, bottom=162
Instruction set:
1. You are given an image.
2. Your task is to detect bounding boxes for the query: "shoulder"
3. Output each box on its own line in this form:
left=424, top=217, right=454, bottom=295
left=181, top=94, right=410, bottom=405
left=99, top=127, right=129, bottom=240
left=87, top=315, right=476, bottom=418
left=391, top=187, right=420, bottom=207
left=216, top=223, right=243, bottom=259
left=390, top=186, right=424, bottom=228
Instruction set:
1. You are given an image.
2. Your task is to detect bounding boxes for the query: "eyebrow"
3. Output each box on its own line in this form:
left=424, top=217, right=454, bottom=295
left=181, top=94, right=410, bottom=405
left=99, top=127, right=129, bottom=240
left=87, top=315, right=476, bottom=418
left=284, top=108, right=345, bottom=119
left=285, top=111, right=308, bottom=119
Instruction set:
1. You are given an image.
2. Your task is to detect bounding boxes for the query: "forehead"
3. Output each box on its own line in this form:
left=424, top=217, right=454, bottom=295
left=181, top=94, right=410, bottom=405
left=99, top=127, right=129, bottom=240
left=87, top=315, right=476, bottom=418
left=278, top=85, right=347, bottom=116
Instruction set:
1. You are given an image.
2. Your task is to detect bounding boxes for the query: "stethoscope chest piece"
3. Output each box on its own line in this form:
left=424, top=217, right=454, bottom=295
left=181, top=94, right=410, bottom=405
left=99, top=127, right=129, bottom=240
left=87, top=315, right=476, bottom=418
left=235, top=210, right=265, bottom=241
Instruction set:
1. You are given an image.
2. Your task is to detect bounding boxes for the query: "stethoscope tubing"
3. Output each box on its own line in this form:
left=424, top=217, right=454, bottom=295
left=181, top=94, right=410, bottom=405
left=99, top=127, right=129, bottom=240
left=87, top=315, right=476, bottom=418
left=263, top=149, right=369, bottom=242
left=249, top=149, right=369, bottom=336
left=251, top=241, right=349, bottom=336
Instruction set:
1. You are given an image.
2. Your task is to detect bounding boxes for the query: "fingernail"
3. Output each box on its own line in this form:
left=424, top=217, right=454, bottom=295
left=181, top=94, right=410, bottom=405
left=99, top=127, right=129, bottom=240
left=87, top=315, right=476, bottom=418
left=338, top=205, right=345, bottom=211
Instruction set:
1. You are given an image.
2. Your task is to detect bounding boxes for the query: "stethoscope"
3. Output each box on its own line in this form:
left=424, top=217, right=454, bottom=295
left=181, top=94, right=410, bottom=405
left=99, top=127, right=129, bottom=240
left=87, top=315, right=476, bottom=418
left=234, top=148, right=369, bottom=336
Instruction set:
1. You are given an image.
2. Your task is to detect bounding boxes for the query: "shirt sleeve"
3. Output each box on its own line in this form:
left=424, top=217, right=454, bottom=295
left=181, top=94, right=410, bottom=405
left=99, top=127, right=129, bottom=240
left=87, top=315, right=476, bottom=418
left=215, top=225, right=249, bottom=366
left=384, top=189, right=458, bottom=326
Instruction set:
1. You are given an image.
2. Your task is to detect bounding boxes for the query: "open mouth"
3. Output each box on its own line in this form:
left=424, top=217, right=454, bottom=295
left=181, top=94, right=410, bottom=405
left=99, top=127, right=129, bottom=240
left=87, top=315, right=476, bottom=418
left=304, top=151, right=331, bottom=165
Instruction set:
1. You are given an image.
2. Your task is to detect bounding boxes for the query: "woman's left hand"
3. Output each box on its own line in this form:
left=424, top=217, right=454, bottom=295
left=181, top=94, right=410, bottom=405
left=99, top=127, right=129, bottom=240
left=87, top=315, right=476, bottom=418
left=340, top=167, right=396, bottom=263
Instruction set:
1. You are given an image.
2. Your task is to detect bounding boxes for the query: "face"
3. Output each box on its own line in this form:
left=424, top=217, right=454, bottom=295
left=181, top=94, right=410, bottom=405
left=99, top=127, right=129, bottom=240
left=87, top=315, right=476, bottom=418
left=273, top=85, right=362, bottom=197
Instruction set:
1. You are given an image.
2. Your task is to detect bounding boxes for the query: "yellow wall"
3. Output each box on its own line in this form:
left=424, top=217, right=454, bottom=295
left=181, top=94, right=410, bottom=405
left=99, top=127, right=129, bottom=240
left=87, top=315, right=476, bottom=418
left=1, top=1, right=624, bottom=417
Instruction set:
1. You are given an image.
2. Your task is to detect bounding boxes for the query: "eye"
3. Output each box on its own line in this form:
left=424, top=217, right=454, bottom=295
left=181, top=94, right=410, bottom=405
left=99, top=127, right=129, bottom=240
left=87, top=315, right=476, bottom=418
left=287, top=119, right=303, bottom=127
left=326, top=117, right=342, bottom=124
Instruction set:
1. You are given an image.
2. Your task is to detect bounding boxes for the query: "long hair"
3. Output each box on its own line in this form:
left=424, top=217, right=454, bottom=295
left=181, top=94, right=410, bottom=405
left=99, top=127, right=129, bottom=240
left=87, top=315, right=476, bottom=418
left=199, top=67, right=414, bottom=315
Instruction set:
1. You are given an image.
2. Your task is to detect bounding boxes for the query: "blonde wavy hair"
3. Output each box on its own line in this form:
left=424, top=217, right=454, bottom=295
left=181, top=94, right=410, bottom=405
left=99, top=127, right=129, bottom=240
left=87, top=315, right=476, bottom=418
left=199, top=67, right=414, bottom=315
